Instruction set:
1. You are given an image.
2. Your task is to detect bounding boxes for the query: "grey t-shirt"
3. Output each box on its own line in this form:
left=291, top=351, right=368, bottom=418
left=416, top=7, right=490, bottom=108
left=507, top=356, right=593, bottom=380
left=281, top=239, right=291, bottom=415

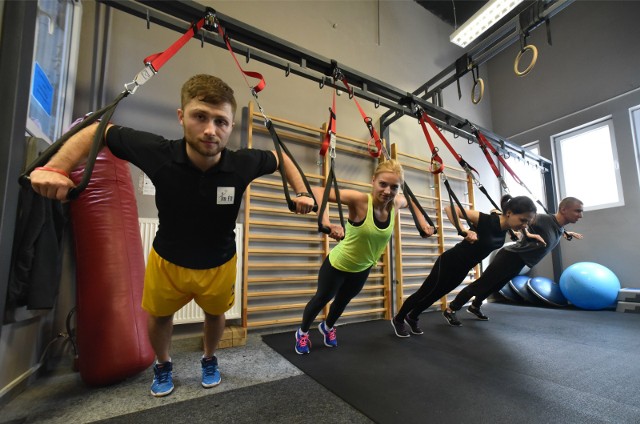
left=504, top=213, right=564, bottom=267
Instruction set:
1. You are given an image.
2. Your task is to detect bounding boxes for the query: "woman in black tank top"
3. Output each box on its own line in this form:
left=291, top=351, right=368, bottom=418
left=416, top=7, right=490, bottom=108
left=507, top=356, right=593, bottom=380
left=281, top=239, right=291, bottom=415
left=391, top=195, right=539, bottom=337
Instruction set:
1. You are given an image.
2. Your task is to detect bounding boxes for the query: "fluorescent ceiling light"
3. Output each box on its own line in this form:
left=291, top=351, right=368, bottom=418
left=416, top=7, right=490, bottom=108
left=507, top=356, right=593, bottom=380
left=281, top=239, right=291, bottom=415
left=450, top=0, right=524, bottom=48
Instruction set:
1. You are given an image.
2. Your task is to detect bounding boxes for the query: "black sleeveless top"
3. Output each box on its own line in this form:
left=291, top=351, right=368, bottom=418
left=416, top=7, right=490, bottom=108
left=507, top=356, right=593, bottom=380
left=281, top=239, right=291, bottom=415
left=449, top=212, right=507, bottom=269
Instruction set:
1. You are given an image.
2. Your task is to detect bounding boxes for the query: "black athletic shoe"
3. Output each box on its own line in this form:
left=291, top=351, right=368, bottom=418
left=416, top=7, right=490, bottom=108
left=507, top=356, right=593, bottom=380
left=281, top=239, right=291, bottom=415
left=467, top=305, right=489, bottom=321
left=391, top=317, right=410, bottom=338
left=443, top=309, right=462, bottom=327
left=404, top=316, right=424, bottom=335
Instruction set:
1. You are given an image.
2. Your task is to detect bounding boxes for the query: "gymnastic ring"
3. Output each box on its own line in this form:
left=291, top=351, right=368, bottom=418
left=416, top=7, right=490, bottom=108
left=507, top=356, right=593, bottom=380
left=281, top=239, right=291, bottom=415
left=471, top=77, right=484, bottom=104
left=514, top=44, right=538, bottom=77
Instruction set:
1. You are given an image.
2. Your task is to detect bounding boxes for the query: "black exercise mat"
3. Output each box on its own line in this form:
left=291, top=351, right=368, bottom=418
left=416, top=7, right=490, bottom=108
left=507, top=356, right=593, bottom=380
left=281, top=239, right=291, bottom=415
left=263, top=303, right=640, bottom=424
left=95, top=375, right=373, bottom=424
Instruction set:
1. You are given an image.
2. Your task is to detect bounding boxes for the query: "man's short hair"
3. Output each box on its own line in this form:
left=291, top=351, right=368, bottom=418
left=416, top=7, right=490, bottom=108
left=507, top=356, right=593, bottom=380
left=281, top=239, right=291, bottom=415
left=181, top=74, right=237, bottom=115
left=559, top=197, right=583, bottom=210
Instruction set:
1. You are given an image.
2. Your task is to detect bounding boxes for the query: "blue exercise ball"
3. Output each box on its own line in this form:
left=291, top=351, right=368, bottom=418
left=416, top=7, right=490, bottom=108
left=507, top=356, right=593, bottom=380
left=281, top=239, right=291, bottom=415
left=559, top=262, right=620, bottom=310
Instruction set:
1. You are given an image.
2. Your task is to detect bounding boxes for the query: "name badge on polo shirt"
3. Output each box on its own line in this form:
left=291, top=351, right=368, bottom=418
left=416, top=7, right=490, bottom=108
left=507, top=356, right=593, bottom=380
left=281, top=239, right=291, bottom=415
left=217, top=187, right=235, bottom=205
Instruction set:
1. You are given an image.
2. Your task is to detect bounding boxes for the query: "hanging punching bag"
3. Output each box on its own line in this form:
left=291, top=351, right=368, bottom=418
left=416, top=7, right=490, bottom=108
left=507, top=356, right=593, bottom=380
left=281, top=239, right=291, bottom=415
left=69, top=147, right=154, bottom=386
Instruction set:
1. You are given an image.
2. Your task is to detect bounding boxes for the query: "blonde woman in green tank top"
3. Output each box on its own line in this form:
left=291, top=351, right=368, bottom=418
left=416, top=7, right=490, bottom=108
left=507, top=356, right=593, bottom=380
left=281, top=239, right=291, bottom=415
left=294, top=160, right=435, bottom=354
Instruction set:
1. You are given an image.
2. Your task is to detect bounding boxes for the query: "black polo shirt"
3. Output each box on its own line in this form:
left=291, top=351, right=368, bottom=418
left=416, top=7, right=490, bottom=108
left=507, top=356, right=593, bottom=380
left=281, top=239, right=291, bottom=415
left=106, top=126, right=277, bottom=269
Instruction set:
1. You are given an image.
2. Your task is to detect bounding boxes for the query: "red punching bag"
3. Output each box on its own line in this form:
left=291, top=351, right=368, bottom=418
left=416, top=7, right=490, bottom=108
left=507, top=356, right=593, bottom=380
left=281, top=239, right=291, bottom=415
left=70, top=147, right=154, bottom=386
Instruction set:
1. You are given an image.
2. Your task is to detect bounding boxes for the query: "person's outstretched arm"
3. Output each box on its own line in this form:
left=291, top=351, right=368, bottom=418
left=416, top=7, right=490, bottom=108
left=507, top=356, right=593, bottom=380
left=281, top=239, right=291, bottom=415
left=273, top=152, right=315, bottom=214
left=394, top=195, right=435, bottom=238
left=444, top=205, right=480, bottom=243
left=30, top=122, right=112, bottom=201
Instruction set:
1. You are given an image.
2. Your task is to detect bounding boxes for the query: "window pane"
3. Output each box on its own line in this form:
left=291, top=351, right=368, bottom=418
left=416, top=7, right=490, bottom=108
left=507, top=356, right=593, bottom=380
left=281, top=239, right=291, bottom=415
left=554, top=120, right=623, bottom=210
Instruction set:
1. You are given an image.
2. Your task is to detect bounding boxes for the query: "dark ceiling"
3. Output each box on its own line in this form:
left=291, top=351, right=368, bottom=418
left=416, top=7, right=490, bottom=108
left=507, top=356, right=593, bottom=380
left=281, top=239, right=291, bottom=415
left=416, top=1, right=488, bottom=28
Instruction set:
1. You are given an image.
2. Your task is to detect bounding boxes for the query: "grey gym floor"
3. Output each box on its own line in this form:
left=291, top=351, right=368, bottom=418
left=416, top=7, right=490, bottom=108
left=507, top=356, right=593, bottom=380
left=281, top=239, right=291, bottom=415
left=0, top=332, right=372, bottom=424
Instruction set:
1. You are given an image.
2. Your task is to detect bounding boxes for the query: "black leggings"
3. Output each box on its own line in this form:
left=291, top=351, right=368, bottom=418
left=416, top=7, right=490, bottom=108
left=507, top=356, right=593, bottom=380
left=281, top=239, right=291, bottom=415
left=448, top=248, right=526, bottom=311
left=396, top=249, right=474, bottom=321
left=300, top=256, right=371, bottom=332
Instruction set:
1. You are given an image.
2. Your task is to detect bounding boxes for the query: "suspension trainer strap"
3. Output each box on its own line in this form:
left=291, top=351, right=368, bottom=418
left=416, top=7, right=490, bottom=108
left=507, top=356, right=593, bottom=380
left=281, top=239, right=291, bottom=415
left=266, top=121, right=317, bottom=211
left=318, top=89, right=345, bottom=235
left=22, top=15, right=213, bottom=198
left=336, top=75, right=382, bottom=158
left=214, top=17, right=316, bottom=212
left=318, top=157, right=345, bottom=237
left=417, top=111, right=444, bottom=174
left=402, top=182, right=437, bottom=236
left=443, top=176, right=474, bottom=237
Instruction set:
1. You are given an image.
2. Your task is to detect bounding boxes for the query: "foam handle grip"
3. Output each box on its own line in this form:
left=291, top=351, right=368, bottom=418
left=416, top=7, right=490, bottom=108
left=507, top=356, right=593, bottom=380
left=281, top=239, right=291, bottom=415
left=69, top=148, right=154, bottom=386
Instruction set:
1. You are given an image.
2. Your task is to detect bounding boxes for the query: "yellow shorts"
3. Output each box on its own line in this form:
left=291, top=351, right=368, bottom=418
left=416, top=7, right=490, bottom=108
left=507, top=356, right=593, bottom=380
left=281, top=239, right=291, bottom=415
left=142, top=248, right=237, bottom=317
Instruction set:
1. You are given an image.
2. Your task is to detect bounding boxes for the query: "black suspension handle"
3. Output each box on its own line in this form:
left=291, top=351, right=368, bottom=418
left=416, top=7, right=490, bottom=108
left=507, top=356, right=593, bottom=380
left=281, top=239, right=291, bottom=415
left=20, top=91, right=129, bottom=200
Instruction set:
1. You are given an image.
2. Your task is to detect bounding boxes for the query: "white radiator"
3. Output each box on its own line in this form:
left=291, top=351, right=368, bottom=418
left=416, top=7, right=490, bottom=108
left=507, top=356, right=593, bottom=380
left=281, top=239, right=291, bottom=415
left=138, top=218, right=243, bottom=323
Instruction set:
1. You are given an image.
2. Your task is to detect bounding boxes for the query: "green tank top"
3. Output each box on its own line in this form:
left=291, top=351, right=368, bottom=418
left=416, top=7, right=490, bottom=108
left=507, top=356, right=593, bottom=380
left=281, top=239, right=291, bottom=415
left=329, top=194, right=395, bottom=272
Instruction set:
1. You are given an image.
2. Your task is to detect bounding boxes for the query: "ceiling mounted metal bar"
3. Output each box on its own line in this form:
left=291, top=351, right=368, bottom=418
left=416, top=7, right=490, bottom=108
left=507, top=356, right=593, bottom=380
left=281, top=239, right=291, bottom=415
left=99, top=0, right=550, bottom=168
left=419, top=0, right=574, bottom=101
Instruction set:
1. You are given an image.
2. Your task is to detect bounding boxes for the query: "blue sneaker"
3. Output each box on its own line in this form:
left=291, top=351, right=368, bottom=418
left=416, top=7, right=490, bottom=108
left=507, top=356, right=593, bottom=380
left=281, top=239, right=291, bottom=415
left=318, top=321, right=337, bottom=347
left=150, top=361, right=174, bottom=397
left=201, top=356, right=221, bottom=388
left=295, top=329, right=311, bottom=354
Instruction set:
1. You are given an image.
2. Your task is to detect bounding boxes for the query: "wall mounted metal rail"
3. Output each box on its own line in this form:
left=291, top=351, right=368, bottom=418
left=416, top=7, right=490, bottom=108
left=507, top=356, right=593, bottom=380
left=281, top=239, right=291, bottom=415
left=98, top=0, right=554, bottom=167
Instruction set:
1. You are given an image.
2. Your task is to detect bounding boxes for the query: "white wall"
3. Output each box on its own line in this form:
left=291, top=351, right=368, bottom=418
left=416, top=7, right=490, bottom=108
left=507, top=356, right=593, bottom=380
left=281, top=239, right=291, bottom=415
left=487, top=1, right=640, bottom=286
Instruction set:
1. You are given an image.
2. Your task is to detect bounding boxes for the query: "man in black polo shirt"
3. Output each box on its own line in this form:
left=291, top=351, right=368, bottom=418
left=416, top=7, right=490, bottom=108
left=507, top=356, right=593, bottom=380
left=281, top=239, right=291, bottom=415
left=30, top=74, right=315, bottom=397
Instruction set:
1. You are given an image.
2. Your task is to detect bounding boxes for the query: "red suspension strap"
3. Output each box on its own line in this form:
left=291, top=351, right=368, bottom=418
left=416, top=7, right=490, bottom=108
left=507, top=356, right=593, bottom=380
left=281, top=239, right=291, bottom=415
left=473, top=126, right=549, bottom=214
left=210, top=13, right=317, bottom=213
left=334, top=72, right=383, bottom=158
left=317, top=86, right=345, bottom=236
left=22, top=14, right=211, bottom=198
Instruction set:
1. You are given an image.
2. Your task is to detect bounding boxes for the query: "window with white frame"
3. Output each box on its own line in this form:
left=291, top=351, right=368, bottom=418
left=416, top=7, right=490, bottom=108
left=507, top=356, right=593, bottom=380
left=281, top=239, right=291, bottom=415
left=552, top=118, right=623, bottom=211
left=503, top=142, right=546, bottom=209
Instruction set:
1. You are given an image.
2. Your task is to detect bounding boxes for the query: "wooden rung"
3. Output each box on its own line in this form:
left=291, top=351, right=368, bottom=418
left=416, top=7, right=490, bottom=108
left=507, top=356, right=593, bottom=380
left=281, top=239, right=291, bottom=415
left=400, top=242, right=439, bottom=248
left=401, top=272, right=431, bottom=278
left=400, top=252, right=440, bottom=258
left=248, top=263, right=322, bottom=270
left=253, top=124, right=323, bottom=149
left=248, top=275, right=319, bottom=284
left=248, top=316, right=304, bottom=328
left=249, top=220, right=313, bottom=229
left=348, top=296, right=385, bottom=304
left=250, top=206, right=318, bottom=218
left=249, top=250, right=324, bottom=256
left=401, top=262, right=434, bottom=268
left=247, top=280, right=316, bottom=286
left=248, top=289, right=319, bottom=298
left=247, top=302, right=309, bottom=313
left=248, top=234, right=321, bottom=243
left=340, top=308, right=385, bottom=318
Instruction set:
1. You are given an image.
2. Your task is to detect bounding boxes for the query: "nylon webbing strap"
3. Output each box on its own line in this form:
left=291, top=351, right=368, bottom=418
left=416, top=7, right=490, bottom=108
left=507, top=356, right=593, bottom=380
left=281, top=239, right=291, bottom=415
left=318, top=88, right=344, bottom=235
left=417, top=111, right=444, bottom=174
left=267, top=121, right=317, bottom=212
left=402, top=182, right=437, bottom=236
left=214, top=16, right=316, bottom=212
left=318, top=157, right=345, bottom=237
left=443, top=177, right=474, bottom=236
left=320, top=89, right=337, bottom=157
left=20, top=91, right=130, bottom=199
left=128, top=16, right=211, bottom=93
left=144, top=18, right=207, bottom=73
left=214, top=21, right=266, bottom=95
left=337, top=76, right=382, bottom=158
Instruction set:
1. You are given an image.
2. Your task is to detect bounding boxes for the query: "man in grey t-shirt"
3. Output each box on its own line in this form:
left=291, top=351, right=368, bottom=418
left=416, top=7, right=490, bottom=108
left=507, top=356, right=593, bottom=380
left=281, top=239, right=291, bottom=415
left=444, top=197, right=583, bottom=325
